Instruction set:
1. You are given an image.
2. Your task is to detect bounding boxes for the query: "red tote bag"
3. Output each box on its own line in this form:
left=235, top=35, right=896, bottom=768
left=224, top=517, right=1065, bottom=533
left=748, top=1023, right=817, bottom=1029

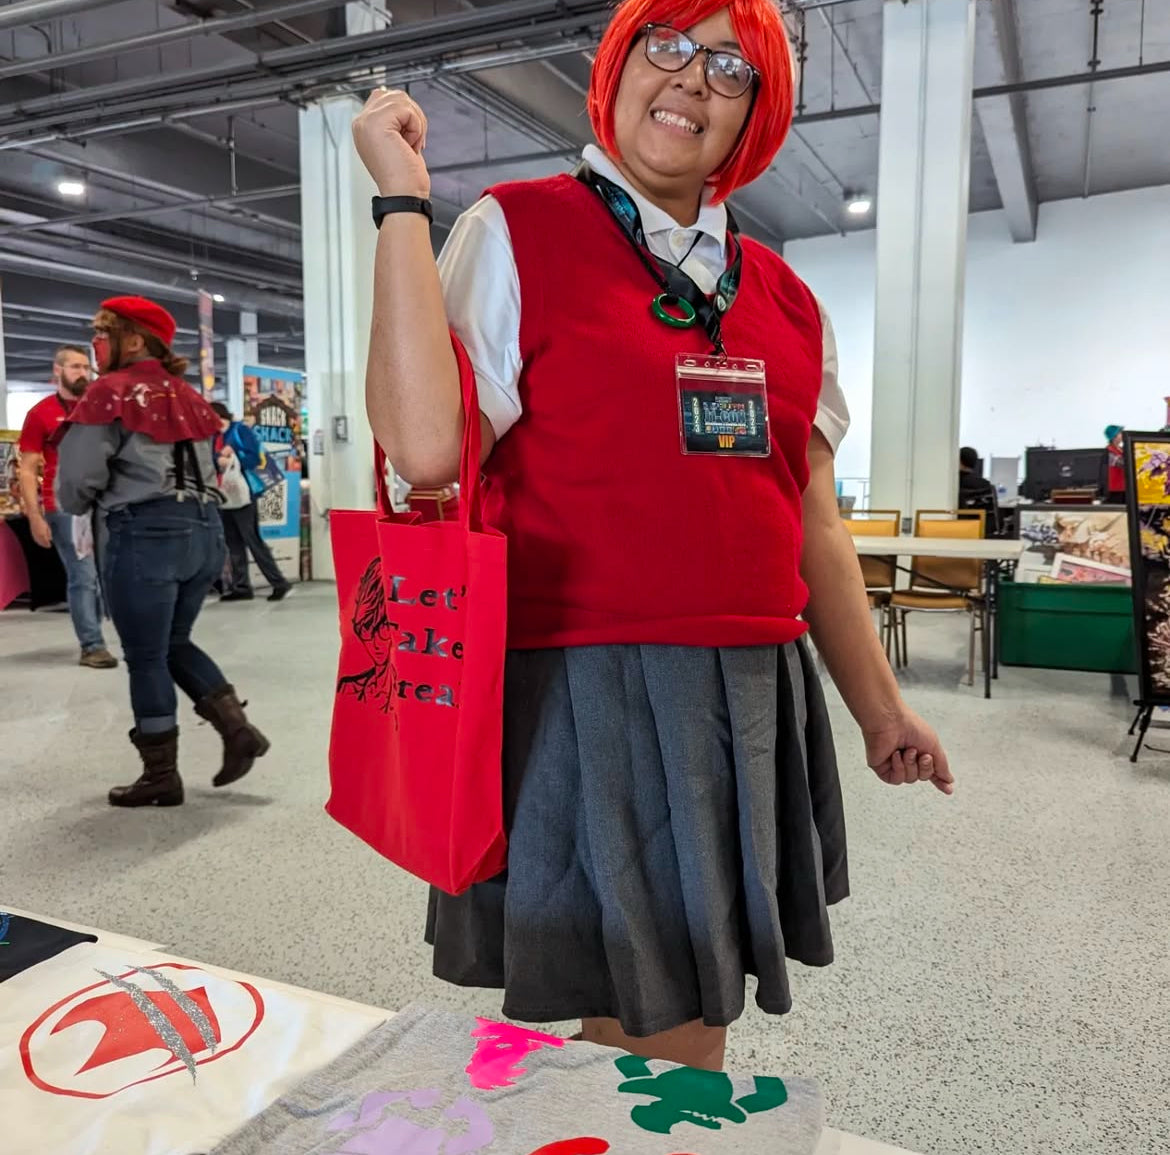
left=327, top=337, right=508, bottom=895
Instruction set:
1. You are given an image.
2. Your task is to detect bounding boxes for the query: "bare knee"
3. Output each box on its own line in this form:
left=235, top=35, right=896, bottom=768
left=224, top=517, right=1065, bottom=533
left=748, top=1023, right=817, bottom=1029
left=580, top=1017, right=727, bottom=1071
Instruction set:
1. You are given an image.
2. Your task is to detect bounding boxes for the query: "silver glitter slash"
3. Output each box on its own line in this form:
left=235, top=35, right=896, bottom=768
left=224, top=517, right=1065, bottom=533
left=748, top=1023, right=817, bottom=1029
left=96, top=968, right=201, bottom=1083
left=129, top=966, right=218, bottom=1056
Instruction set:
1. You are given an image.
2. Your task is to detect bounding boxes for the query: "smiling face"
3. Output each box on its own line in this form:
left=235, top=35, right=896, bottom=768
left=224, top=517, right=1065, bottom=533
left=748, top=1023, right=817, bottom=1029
left=611, top=11, right=754, bottom=214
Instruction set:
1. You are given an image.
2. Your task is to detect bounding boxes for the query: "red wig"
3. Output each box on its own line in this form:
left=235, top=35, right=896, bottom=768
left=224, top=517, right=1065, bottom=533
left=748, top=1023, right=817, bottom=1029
left=587, top=0, right=794, bottom=203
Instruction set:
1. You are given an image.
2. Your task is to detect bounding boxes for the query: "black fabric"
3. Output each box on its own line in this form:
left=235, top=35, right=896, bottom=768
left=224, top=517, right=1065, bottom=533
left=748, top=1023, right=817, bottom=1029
left=0, top=913, right=96, bottom=983
left=958, top=471, right=999, bottom=535
left=173, top=440, right=207, bottom=496
left=220, top=500, right=288, bottom=595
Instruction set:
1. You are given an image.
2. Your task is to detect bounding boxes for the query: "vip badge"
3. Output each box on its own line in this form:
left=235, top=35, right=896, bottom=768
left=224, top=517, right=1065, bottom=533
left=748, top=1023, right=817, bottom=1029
left=20, top=962, right=264, bottom=1099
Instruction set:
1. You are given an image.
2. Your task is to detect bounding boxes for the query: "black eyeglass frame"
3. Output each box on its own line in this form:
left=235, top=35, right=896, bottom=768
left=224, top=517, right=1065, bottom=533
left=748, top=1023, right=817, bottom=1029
left=640, top=22, right=760, bottom=99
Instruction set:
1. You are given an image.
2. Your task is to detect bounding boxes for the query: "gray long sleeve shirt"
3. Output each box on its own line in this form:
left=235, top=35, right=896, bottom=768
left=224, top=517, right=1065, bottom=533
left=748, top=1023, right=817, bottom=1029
left=55, top=419, right=221, bottom=515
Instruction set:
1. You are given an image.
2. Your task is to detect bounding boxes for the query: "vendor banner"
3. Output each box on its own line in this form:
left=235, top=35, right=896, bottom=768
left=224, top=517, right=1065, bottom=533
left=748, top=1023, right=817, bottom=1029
left=1124, top=433, right=1170, bottom=703
left=197, top=290, right=216, bottom=400
left=0, top=429, right=21, bottom=517
left=242, top=364, right=306, bottom=576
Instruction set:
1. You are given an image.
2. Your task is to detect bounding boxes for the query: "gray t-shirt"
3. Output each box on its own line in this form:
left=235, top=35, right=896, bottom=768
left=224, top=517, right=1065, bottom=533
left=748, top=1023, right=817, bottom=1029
left=55, top=419, right=221, bottom=514
left=211, top=1004, right=824, bottom=1155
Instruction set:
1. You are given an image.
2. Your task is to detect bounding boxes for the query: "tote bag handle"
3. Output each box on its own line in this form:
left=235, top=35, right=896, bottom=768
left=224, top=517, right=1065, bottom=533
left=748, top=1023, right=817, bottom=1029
left=454, top=335, right=487, bottom=533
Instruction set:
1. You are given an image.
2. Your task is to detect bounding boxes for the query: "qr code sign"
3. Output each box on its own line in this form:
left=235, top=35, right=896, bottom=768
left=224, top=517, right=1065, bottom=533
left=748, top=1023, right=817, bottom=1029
left=257, top=480, right=287, bottom=527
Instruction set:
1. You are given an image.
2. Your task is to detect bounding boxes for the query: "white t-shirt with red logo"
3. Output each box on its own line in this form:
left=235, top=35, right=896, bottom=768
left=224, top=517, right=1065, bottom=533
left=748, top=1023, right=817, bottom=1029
left=0, top=943, right=386, bottom=1155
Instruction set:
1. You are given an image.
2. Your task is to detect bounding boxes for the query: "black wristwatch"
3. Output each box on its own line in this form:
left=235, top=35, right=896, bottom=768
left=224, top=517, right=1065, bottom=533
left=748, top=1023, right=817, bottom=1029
left=372, top=195, right=433, bottom=228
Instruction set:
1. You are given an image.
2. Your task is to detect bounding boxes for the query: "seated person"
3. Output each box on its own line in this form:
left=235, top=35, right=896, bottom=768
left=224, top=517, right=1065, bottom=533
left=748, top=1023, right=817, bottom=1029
left=958, top=446, right=999, bottom=535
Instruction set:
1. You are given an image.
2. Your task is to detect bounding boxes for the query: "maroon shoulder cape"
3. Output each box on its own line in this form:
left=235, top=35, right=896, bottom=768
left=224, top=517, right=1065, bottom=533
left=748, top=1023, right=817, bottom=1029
left=66, top=359, right=220, bottom=445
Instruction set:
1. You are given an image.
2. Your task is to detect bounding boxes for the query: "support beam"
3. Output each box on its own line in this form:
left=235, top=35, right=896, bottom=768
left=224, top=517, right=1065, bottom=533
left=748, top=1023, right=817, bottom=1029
left=975, top=0, right=1038, bottom=241
left=0, top=0, right=121, bottom=32
left=0, top=185, right=300, bottom=238
left=0, top=0, right=345, bottom=84
left=0, top=250, right=303, bottom=317
left=870, top=0, right=977, bottom=518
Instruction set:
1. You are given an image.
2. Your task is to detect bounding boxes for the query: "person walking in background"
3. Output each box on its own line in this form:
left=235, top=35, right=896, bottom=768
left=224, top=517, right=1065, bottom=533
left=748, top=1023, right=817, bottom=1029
left=55, top=296, right=270, bottom=808
left=17, top=345, right=117, bottom=669
left=210, top=402, right=292, bottom=603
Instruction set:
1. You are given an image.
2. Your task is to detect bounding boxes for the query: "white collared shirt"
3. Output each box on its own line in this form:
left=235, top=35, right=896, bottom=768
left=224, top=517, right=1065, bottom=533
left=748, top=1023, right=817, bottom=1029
left=437, top=143, right=849, bottom=452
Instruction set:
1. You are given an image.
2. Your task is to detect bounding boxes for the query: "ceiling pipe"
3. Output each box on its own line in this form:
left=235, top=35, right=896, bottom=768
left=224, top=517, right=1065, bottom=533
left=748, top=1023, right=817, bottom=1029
left=0, top=1, right=613, bottom=141
left=0, top=0, right=346, bottom=84
left=3, top=300, right=304, bottom=341
left=16, top=145, right=301, bottom=243
left=0, top=27, right=606, bottom=142
left=0, top=183, right=300, bottom=237
left=0, top=0, right=123, bottom=32
left=1, top=229, right=302, bottom=293
left=0, top=250, right=303, bottom=316
left=0, top=0, right=611, bottom=123
left=0, top=0, right=346, bottom=83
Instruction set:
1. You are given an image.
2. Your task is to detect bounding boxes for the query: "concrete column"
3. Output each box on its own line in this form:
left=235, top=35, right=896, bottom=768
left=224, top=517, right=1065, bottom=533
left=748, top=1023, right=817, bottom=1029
left=299, top=95, right=378, bottom=581
left=226, top=310, right=258, bottom=418
left=0, top=278, right=8, bottom=424
left=869, top=0, right=977, bottom=525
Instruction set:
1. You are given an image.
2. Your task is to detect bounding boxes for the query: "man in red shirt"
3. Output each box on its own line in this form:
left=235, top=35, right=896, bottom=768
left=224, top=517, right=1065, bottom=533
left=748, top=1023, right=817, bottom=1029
left=18, top=345, right=117, bottom=668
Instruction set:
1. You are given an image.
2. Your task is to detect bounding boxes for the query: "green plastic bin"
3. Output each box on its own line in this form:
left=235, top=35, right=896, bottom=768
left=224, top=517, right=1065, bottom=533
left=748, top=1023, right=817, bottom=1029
left=997, top=579, right=1136, bottom=673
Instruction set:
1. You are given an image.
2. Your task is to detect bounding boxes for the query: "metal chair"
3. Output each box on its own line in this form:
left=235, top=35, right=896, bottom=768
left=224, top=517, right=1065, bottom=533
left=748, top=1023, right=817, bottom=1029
left=843, top=509, right=902, bottom=666
left=888, top=510, right=987, bottom=684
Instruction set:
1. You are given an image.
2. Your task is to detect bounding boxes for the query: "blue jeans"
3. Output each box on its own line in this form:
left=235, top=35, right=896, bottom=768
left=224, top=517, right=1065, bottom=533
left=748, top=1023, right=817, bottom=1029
left=103, top=499, right=228, bottom=732
left=46, top=510, right=106, bottom=653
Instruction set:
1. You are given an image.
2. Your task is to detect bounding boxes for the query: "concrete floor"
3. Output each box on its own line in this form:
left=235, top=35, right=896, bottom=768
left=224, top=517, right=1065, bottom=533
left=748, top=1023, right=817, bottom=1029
left=3, top=585, right=1170, bottom=1155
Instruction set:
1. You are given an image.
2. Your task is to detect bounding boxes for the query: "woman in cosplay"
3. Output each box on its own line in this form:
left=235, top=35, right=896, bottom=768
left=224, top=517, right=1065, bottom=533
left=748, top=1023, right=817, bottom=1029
left=354, top=0, right=953, bottom=1068
left=55, top=296, right=270, bottom=807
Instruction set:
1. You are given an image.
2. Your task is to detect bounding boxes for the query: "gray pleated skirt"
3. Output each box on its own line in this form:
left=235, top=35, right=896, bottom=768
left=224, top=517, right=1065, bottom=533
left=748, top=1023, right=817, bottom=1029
left=425, top=640, right=849, bottom=1039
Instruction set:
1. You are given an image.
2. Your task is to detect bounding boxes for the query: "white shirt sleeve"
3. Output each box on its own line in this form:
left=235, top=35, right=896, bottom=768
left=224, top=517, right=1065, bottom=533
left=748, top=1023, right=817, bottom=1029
left=436, top=195, right=524, bottom=441
left=813, top=299, right=850, bottom=454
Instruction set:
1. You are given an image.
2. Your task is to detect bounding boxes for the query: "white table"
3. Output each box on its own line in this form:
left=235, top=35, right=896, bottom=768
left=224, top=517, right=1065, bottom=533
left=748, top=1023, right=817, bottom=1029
left=5, top=908, right=920, bottom=1155
left=851, top=535, right=1024, bottom=698
left=851, top=536, right=1024, bottom=562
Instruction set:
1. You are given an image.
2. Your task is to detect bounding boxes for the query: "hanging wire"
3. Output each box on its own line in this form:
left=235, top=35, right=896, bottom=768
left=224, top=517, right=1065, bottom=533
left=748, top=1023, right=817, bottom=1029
left=828, top=7, right=836, bottom=111
left=1082, top=0, right=1104, bottom=200
left=1139, top=0, right=1146, bottom=65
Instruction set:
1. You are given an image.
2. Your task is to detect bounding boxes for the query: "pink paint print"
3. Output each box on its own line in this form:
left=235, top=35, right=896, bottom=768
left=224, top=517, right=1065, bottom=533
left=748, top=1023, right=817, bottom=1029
left=465, top=1018, right=566, bottom=1090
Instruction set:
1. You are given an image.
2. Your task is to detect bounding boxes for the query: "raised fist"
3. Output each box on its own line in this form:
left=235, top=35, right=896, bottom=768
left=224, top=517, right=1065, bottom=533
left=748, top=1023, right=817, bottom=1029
left=352, top=87, right=431, bottom=199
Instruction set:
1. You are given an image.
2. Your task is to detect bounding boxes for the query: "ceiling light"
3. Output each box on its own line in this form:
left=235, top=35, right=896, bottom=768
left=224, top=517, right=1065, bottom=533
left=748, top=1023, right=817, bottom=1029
left=846, top=195, right=873, bottom=217
left=57, top=180, right=86, bottom=197
left=212, top=293, right=225, bottom=303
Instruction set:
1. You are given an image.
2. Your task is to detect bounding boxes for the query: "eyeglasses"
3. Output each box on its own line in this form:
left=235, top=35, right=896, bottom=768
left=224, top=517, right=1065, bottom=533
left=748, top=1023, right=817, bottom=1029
left=641, top=23, right=759, bottom=100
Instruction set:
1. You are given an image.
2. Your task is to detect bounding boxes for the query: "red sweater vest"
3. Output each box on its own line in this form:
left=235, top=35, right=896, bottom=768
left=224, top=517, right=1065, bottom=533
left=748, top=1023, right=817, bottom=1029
left=484, top=175, right=824, bottom=649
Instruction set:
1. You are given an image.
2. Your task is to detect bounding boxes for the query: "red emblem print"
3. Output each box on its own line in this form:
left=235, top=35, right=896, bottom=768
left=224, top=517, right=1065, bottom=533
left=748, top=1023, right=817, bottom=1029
left=20, top=962, right=264, bottom=1099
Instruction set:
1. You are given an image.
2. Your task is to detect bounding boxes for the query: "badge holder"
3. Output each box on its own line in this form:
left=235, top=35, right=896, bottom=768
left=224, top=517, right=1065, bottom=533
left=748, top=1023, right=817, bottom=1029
left=677, top=355, right=770, bottom=457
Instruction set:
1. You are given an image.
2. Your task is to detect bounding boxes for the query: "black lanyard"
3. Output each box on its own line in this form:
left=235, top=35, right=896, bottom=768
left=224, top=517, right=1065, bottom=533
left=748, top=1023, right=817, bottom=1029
left=574, top=160, right=742, bottom=356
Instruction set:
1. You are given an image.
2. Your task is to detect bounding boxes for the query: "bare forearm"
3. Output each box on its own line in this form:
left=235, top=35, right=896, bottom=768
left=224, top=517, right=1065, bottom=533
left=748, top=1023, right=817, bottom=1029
left=365, top=214, right=461, bottom=486
left=801, top=517, right=901, bottom=733
left=18, top=462, right=43, bottom=521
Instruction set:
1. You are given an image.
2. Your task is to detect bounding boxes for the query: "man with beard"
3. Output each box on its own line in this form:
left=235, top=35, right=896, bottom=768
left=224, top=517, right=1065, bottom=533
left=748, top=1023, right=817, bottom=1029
left=17, top=345, right=117, bottom=668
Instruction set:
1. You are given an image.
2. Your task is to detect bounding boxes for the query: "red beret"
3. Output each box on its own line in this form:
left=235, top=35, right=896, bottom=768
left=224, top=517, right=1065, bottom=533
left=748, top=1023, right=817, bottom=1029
left=100, top=295, right=177, bottom=346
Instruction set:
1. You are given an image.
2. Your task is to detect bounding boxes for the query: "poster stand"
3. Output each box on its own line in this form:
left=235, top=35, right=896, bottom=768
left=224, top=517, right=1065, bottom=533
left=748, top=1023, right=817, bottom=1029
left=1122, top=431, right=1170, bottom=760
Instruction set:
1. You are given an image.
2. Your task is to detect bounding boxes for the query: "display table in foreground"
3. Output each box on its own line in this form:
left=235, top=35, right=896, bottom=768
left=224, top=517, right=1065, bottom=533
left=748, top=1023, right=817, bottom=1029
left=0, top=907, right=919, bottom=1155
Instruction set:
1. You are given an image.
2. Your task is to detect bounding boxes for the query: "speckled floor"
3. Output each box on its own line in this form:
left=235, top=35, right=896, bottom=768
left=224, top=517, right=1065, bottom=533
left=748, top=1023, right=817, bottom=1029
left=3, top=584, right=1169, bottom=1154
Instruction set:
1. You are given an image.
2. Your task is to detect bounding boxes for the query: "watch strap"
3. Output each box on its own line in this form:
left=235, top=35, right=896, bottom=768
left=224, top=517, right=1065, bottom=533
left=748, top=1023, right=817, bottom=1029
left=372, top=195, right=433, bottom=227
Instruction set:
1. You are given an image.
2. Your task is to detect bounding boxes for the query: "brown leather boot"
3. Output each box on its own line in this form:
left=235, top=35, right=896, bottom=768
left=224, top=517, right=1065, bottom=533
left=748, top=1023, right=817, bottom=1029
left=194, top=684, right=270, bottom=787
left=110, top=729, right=184, bottom=808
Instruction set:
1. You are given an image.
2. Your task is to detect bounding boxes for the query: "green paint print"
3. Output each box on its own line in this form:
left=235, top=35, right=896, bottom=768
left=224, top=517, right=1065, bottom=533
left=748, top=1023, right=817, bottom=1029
left=615, top=1056, right=787, bottom=1135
